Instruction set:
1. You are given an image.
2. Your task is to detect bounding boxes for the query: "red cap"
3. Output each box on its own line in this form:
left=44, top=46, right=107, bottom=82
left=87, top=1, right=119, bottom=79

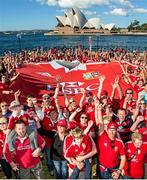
left=27, top=107, right=35, bottom=113
left=67, top=121, right=78, bottom=130
left=101, top=90, right=108, bottom=96
left=56, top=119, right=67, bottom=128
left=107, top=122, right=118, bottom=130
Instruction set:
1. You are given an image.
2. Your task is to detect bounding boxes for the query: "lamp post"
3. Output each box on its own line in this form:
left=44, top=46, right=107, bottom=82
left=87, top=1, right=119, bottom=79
left=96, top=34, right=100, bottom=51
left=16, top=33, right=22, bottom=52
left=88, top=36, right=92, bottom=52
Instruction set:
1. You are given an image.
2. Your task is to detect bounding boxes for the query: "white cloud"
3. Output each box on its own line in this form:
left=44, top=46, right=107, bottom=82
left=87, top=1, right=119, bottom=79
left=36, top=0, right=135, bottom=9
left=114, top=0, right=134, bottom=8
left=46, top=0, right=58, bottom=6
left=110, top=8, right=128, bottom=16
left=56, top=9, right=68, bottom=13
left=36, top=0, right=112, bottom=8
left=134, top=8, right=147, bottom=13
left=82, top=10, right=97, bottom=15
left=36, top=0, right=47, bottom=5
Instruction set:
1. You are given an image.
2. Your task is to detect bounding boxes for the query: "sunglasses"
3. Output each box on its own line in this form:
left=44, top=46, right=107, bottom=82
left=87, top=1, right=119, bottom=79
left=140, top=102, right=145, bottom=105
left=70, top=101, right=75, bottom=103
left=81, top=116, right=88, bottom=119
left=43, top=97, right=50, bottom=100
left=1, top=104, right=8, bottom=108
left=0, top=122, right=7, bottom=125
left=110, top=140, right=115, bottom=149
left=126, top=92, right=133, bottom=94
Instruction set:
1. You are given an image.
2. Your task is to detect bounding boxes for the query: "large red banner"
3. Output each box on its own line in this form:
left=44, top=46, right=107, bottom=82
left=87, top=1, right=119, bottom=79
left=6, top=61, right=134, bottom=104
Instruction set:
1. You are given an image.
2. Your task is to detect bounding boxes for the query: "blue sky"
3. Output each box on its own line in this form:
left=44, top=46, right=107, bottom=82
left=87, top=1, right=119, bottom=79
left=0, top=0, right=147, bottom=31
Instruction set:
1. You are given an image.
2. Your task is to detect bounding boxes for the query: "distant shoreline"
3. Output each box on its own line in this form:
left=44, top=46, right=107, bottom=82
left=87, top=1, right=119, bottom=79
left=1, top=31, right=147, bottom=36
left=44, top=32, right=147, bottom=36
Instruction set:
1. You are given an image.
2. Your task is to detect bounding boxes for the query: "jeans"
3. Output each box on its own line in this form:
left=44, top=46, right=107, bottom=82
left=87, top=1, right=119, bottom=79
left=100, top=169, right=112, bottom=179
left=100, top=170, right=130, bottom=179
left=53, top=160, right=68, bottom=179
left=100, top=164, right=119, bottom=179
left=0, top=159, right=12, bottom=179
left=44, top=146, right=54, bottom=171
left=70, top=159, right=91, bottom=179
left=19, top=162, right=43, bottom=179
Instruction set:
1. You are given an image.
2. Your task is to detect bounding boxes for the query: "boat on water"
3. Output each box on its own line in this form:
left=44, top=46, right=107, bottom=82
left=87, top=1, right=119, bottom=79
left=3, top=32, right=11, bottom=35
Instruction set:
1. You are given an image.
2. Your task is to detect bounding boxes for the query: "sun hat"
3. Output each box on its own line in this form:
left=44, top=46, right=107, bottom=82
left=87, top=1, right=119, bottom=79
left=9, top=101, right=21, bottom=110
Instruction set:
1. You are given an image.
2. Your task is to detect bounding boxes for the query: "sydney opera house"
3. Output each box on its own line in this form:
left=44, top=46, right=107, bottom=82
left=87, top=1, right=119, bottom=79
left=54, top=7, right=116, bottom=35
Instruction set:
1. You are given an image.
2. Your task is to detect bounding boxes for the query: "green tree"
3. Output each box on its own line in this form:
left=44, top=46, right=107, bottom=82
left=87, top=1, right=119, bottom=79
left=128, top=20, right=140, bottom=31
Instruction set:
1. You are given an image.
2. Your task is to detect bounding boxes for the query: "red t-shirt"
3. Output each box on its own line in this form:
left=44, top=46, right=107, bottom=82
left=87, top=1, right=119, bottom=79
left=129, top=75, right=140, bottom=83
left=4, top=134, right=45, bottom=169
left=0, top=131, right=6, bottom=159
left=78, top=122, right=94, bottom=133
left=42, top=99, right=56, bottom=114
left=64, top=134, right=93, bottom=169
left=138, top=127, right=147, bottom=142
left=125, top=141, right=147, bottom=178
left=42, top=116, right=54, bottom=147
left=120, top=98, right=136, bottom=110
left=97, top=131, right=125, bottom=169
left=83, top=103, right=95, bottom=122
left=138, top=127, right=147, bottom=163
left=63, top=134, right=73, bottom=154
left=0, top=82, right=9, bottom=91
left=134, top=85, right=144, bottom=94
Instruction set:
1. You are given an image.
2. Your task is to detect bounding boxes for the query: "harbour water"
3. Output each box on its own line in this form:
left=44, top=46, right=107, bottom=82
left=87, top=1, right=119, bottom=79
left=0, top=33, right=147, bottom=55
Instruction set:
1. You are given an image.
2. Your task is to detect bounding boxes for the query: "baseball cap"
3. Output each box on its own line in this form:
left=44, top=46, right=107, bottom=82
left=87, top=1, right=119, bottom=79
left=56, top=119, right=67, bottom=128
left=27, top=107, right=35, bottom=113
left=67, top=120, right=78, bottom=130
left=107, top=122, right=118, bottom=130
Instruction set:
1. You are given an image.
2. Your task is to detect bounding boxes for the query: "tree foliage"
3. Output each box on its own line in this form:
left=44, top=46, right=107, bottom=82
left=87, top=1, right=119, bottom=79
left=128, top=20, right=147, bottom=31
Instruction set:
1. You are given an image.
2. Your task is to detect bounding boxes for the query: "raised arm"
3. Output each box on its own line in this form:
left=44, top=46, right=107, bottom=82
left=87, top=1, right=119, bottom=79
left=116, top=80, right=124, bottom=100
left=10, top=72, right=20, bottom=82
left=69, top=108, right=82, bottom=121
left=83, top=120, right=94, bottom=135
left=110, top=76, right=119, bottom=101
left=79, top=88, right=86, bottom=108
left=119, top=63, right=135, bottom=87
left=131, top=103, right=139, bottom=122
left=14, top=90, right=21, bottom=104
left=94, top=99, right=100, bottom=125
left=130, top=115, right=144, bottom=132
left=62, top=85, right=69, bottom=107
left=53, top=76, right=61, bottom=99
left=95, top=102, right=104, bottom=135
left=97, top=75, right=105, bottom=99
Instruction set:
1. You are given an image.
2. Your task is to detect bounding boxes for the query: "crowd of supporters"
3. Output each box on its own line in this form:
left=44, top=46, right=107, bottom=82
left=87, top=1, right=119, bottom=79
left=0, top=47, right=146, bottom=179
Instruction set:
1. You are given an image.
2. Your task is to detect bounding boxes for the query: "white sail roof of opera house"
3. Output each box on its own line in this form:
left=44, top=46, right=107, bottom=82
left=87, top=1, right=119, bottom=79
left=83, top=18, right=101, bottom=29
left=56, top=7, right=115, bottom=30
left=56, top=7, right=87, bottom=28
left=56, top=16, right=66, bottom=26
left=72, top=7, right=87, bottom=28
left=101, top=23, right=115, bottom=30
